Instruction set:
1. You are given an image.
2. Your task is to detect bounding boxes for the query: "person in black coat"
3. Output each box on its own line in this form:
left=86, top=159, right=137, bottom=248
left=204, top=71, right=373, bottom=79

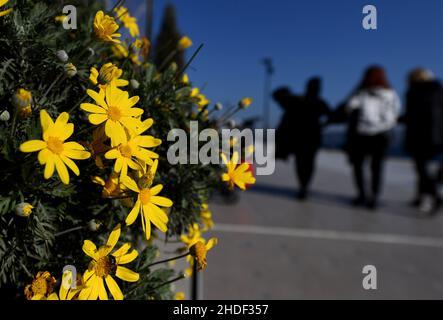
left=404, top=68, right=443, bottom=213
left=273, top=78, right=330, bottom=200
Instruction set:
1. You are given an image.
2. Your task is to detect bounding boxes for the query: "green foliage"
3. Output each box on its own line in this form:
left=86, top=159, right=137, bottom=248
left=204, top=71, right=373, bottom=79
left=0, top=0, right=224, bottom=300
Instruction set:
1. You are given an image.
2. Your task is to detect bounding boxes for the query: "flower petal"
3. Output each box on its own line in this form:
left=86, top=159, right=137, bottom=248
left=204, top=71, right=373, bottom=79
left=116, top=249, right=138, bottom=265
left=82, top=240, right=97, bottom=259
left=151, top=196, right=173, bottom=208
left=104, top=224, right=121, bottom=255
left=97, top=277, right=108, bottom=300
left=54, top=155, right=70, bottom=184
left=20, top=140, right=46, bottom=153
left=116, top=266, right=139, bottom=282
left=105, top=276, right=123, bottom=300
left=44, top=156, right=55, bottom=179
left=60, top=155, right=80, bottom=176
left=89, top=113, right=108, bottom=125
left=81, top=103, right=106, bottom=114
left=125, top=199, right=140, bottom=225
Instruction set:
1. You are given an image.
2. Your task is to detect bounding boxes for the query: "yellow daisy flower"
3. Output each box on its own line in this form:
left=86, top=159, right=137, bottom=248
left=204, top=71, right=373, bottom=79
left=24, top=271, right=56, bottom=300
left=0, top=0, right=12, bottom=17
left=200, top=203, right=214, bottom=231
left=93, top=10, right=121, bottom=43
left=121, top=160, right=173, bottom=240
left=221, top=151, right=256, bottom=190
left=178, top=36, right=193, bottom=50
left=114, top=6, right=140, bottom=37
left=189, top=239, right=217, bottom=271
left=104, top=118, right=161, bottom=177
left=59, top=269, right=84, bottom=300
left=80, top=85, right=143, bottom=146
left=19, top=110, right=91, bottom=184
left=112, top=43, right=129, bottom=58
left=239, top=97, right=253, bottom=109
left=89, top=63, right=129, bottom=91
left=80, top=224, right=139, bottom=300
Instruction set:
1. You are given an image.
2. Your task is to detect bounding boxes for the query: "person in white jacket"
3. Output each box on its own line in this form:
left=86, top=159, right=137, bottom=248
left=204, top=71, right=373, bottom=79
left=345, top=66, right=401, bottom=209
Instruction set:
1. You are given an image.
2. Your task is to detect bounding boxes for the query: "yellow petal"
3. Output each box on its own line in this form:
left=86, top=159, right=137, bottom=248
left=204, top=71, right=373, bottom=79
left=206, top=238, right=218, bottom=250
left=87, top=89, right=108, bottom=109
left=151, top=196, right=173, bottom=208
left=89, top=113, right=108, bottom=125
left=20, top=140, right=46, bottom=153
left=97, top=277, right=108, bottom=300
left=60, top=155, right=80, bottom=176
left=116, top=266, right=139, bottom=282
left=44, top=156, right=55, bottom=179
left=54, top=155, right=70, bottom=184
left=149, top=184, right=163, bottom=196
left=82, top=240, right=97, bottom=259
left=121, top=176, right=139, bottom=193
left=40, top=110, right=54, bottom=132
left=104, top=224, right=121, bottom=255
left=81, top=103, right=106, bottom=114
left=125, top=199, right=140, bottom=226
left=116, top=249, right=138, bottom=264
left=112, top=243, right=131, bottom=258
left=105, top=275, right=123, bottom=300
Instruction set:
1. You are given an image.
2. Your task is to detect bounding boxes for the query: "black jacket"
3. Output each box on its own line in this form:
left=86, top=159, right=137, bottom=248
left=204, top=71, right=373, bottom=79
left=405, top=80, right=443, bottom=158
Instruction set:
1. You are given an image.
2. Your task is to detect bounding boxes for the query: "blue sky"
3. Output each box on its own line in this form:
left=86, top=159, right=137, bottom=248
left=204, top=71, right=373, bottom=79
left=121, top=0, right=443, bottom=127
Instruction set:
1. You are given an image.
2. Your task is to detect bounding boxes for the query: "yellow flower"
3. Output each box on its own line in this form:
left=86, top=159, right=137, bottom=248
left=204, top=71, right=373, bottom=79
left=189, top=239, right=217, bottom=271
left=93, top=10, right=121, bottom=43
left=89, top=63, right=129, bottom=91
left=92, top=173, right=121, bottom=198
left=24, top=271, right=57, bottom=300
left=178, top=36, right=193, bottom=50
left=64, top=62, right=77, bottom=78
left=59, top=269, right=84, bottom=300
left=12, top=88, right=32, bottom=109
left=221, top=151, right=256, bottom=190
left=19, top=110, right=91, bottom=184
left=80, top=224, right=139, bottom=300
left=182, top=73, right=189, bottom=84
left=112, top=43, right=129, bottom=58
left=175, top=292, right=185, bottom=300
left=200, top=203, right=214, bottom=231
left=121, top=160, right=173, bottom=240
left=180, top=222, right=203, bottom=247
left=54, top=15, right=67, bottom=23
left=141, top=37, right=150, bottom=58
left=89, top=126, right=109, bottom=169
left=114, top=6, right=140, bottom=37
left=130, top=54, right=141, bottom=66
left=31, top=293, right=59, bottom=300
left=80, top=85, right=143, bottom=146
left=239, top=97, right=253, bottom=109
left=0, top=0, right=12, bottom=17
left=104, top=118, right=161, bottom=177
left=15, top=202, right=34, bottom=217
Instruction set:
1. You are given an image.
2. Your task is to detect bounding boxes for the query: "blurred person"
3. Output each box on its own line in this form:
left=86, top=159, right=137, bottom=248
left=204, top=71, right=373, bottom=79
left=273, top=78, right=330, bottom=200
left=345, top=66, right=401, bottom=209
left=404, top=68, right=443, bottom=214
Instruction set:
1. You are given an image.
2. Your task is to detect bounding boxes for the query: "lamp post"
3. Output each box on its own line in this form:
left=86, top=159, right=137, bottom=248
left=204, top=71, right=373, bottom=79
left=262, top=58, right=274, bottom=129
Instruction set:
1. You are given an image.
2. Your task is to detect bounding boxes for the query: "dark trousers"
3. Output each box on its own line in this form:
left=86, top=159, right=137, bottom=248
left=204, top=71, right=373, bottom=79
left=350, top=133, right=389, bottom=199
left=294, top=148, right=318, bottom=192
left=413, top=156, right=437, bottom=197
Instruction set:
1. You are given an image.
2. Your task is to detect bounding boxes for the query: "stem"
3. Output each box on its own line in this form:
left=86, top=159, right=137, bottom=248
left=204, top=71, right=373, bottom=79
left=68, top=93, right=88, bottom=113
left=147, top=274, right=186, bottom=294
left=146, top=252, right=190, bottom=268
left=36, top=73, right=65, bottom=108
left=174, top=44, right=204, bottom=81
left=55, top=226, right=84, bottom=237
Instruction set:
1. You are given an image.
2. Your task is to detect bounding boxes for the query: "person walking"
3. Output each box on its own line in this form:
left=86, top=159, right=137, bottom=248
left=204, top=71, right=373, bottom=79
left=345, top=66, right=400, bottom=209
left=273, top=77, right=330, bottom=200
left=404, top=68, right=443, bottom=214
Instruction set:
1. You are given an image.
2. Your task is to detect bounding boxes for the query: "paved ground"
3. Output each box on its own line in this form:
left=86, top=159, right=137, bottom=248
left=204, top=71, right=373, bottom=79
left=187, top=150, right=443, bottom=299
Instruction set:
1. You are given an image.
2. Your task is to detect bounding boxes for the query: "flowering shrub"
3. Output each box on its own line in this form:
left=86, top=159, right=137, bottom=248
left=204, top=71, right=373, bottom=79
left=0, top=0, right=254, bottom=300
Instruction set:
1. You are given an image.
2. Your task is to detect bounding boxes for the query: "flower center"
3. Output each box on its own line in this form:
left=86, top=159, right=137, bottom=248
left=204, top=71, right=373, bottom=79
left=119, top=144, right=132, bottom=158
left=31, top=277, right=48, bottom=296
left=107, top=106, right=122, bottom=121
left=47, top=137, right=64, bottom=154
left=93, top=255, right=116, bottom=277
left=140, top=188, right=151, bottom=205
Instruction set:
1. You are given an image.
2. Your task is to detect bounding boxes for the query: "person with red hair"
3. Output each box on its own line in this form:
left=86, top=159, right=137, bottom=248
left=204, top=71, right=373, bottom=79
left=345, top=66, right=401, bottom=209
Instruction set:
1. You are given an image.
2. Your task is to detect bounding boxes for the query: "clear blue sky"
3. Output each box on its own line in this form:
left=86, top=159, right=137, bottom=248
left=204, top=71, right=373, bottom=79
left=122, top=0, right=443, bottom=127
